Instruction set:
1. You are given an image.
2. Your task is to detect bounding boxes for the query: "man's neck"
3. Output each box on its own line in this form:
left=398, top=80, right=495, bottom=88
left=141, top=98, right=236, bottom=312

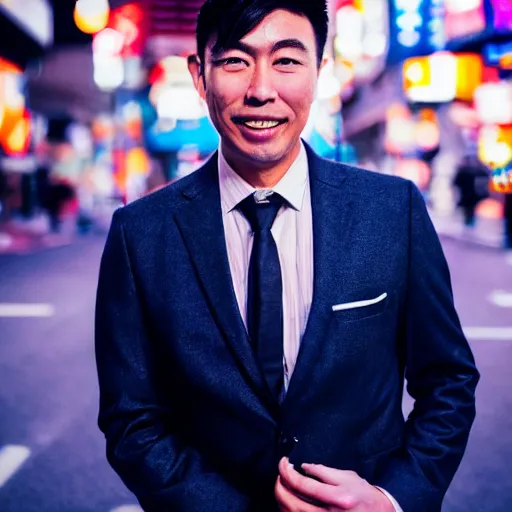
left=221, top=142, right=302, bottom=189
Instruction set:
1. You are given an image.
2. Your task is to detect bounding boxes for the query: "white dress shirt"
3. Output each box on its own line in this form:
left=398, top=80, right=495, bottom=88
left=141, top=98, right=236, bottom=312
left=218, top=143, right=313, bottom=390
left=218, top=142, right=402, bottom=512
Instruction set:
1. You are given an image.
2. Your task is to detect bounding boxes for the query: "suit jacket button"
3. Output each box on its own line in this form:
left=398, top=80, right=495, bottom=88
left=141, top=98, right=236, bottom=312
left=278, top=433, right=298, bottom=456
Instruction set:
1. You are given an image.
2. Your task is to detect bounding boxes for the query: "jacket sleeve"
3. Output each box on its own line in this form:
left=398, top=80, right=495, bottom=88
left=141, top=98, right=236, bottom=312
left=95, top=210, right=253, bottom=512
left=373, top=182, right=479, bottom=511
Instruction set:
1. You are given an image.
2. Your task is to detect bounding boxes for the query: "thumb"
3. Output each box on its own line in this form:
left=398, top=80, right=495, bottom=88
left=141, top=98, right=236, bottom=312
left=300, top=463, right=345, bottom=486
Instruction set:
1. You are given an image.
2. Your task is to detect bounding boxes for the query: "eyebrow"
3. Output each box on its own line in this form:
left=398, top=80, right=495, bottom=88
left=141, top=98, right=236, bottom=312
left=272, top=39, right=309, bottom=54
left=212, top=38, right=309, bottom=58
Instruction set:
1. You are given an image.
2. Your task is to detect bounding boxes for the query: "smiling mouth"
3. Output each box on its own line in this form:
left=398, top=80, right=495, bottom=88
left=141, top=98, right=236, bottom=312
left=233, top=117, right=287, bottom=130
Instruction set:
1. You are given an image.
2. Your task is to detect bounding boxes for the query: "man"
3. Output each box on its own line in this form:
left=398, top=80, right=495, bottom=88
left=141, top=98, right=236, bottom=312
left=453, top=155, right=489, bottom=228
left=95, top=1, right=479, bottom=511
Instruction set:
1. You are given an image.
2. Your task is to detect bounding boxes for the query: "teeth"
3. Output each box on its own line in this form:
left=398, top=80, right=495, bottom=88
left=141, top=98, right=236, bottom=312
left=243, top=120, right=281, bottom=129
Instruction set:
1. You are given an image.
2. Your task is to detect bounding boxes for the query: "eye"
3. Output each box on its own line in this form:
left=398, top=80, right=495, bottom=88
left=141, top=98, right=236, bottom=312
left=212, top=57, right=248, bottom=69
left=225, top=57, right=245, bottom=65
left=275, top=58, right=301, bottom=66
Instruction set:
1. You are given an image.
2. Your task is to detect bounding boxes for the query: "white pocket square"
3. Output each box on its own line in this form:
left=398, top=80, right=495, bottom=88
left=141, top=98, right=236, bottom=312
left=332, top=292, right=388, bottom=312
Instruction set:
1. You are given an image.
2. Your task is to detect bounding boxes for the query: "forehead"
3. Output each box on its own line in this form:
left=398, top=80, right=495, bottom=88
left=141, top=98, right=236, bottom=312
left=207, top=9, right=316, bottom=52
left=243, top=9, right=315, bottom=45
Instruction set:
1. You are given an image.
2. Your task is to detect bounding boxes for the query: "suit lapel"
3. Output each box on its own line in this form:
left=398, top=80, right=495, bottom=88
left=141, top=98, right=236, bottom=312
left=173, top=155, right=277, bottom=413
left=283, top=146, right=355, bottom=408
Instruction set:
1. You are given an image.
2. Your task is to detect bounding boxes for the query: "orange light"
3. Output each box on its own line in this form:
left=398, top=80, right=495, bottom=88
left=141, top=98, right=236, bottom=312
left=0, top=58, right=22, bottom=74
left=455, top=53, right=483, bottom=101
left=478, top=125, right=512, bottom=168
left=2, top=111, right=31, bottom=156
left=0, top=105, right=24, bottom=143
left=418, top=108, right=437, bottom=122
left=403, top=57, right=431, bottom=92
left=499, top=53, right=512, bottom=70
left=74, top=0, right=110, bottom=34
left=489, top=170, right=512, bottom=194
left=126, top=147, right=150, bottom=175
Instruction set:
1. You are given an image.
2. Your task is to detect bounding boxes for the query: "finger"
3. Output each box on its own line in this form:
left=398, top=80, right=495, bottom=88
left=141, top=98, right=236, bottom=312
left=279, top=458, right=340, bottom=505
left=274, top=476, right=292, bottom=512
left=275, top=475, right=325, bottom=512
left=301, top=464, right=358, bottom=486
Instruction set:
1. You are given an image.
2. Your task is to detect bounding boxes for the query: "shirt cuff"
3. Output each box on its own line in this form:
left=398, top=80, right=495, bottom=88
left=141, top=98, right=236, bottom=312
left=375, top=486, right=404, bottom=512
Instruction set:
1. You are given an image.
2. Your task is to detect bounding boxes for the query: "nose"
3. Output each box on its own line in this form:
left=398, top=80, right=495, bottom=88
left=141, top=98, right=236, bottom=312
left=245, top=63, right=277, bottom=105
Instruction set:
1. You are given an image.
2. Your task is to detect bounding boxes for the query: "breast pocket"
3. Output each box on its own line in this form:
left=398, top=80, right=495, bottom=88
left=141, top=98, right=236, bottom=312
left=331, top=292, right=390, bottom=323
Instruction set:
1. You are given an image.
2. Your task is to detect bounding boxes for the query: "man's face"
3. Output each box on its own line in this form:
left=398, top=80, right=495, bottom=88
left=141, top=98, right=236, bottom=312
left=191, top=9, right=320, bottom=172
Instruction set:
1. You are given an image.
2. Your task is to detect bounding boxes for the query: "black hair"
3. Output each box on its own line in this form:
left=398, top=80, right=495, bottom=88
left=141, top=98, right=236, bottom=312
left=196, top=0, right=329, bottom=70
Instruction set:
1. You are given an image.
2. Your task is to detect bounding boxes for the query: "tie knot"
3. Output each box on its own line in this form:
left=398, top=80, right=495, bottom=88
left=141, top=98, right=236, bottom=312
left=238, top=191, right=284, bottom=232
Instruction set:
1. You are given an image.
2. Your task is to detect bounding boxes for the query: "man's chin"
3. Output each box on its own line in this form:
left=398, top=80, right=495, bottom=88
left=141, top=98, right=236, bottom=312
left=222, top=137, right=299, bottom=170
left=238, top=143, right=292, bottom=166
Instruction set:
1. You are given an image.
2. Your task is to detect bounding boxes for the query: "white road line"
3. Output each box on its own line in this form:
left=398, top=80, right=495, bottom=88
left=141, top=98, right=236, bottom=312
left=0, top=445, right=31, bottom=488
left=110, top=506, right=144, bottom=512
left=464, top=327, right=512, bottom=340
left=488, top=290, right=512, bottom=308
left=0, top=303, right=55, bottom=318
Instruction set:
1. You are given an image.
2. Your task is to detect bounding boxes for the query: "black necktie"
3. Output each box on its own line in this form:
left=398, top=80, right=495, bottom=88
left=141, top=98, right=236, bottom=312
left=238, top=191, right=284, bottom=400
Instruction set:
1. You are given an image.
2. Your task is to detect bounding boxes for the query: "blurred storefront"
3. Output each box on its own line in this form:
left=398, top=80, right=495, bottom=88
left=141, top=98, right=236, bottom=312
left=338, top=0, right=512, bottom=242
left=143, top=55, right=219, bottom=182
left=0, top=0, right=52, bottom=220
left=82, top=1, right=219, bottom=200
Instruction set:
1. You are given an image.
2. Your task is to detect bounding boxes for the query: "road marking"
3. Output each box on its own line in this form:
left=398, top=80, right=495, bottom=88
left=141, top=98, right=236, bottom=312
left=464, top=327, right=512, bottom=340
left=0, top=445, right=31, bottom=488
left=110, top=506, right=144, bottom=512
left=488, top=290, right=512, bottom=308
left=0, top=303, right=55, bottom=318
left=506, top=252, right=512, bottom=266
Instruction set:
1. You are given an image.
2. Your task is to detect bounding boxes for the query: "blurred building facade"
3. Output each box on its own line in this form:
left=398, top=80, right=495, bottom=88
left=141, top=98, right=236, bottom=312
left=337, top=0, right=512, bottom=233
left=0, top=0, right=511, bottom=245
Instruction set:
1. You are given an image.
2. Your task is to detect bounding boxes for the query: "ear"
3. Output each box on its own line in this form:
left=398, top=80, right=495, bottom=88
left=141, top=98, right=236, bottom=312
left=188, top=54, right=206, bottom=101
left=319, top=55, right=329, bottom=73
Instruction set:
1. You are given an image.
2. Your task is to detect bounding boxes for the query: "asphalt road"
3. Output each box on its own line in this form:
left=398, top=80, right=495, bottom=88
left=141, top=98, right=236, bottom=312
left=0, top=233, right=511, bottom=512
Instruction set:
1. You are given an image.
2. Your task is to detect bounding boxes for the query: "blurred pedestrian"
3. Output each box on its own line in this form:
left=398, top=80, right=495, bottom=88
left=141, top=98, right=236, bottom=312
left=95, top=1, right=479, bottom=511
left=453, top=155, right=490, bottom=227
left=36, top=162, right=75, bottom=233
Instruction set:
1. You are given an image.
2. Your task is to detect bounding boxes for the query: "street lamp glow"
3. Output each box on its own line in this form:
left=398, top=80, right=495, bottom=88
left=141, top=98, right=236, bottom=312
left=93, top=28, right=125, bottom=57
left=74, top=0, right=110, bottom=34
left=94, top=55, right=124, bottom=91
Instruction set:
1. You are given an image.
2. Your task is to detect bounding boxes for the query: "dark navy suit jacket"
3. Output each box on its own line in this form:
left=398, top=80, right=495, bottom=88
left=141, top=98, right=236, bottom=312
left=95, top=145, right=479, bottom=511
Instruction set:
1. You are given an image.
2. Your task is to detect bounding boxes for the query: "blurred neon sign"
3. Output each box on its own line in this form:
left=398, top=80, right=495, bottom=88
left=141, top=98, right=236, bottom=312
left=395, top=0, right=423, bottom=48
left=109, top=3, right=146, bottom=57
left=491, top=167, right=512, bottom=193
left=388, top=0, right=444, bottom=64
left=491, top=0, right=512, bottom=31
left=444, top=0, right=485, bottom=41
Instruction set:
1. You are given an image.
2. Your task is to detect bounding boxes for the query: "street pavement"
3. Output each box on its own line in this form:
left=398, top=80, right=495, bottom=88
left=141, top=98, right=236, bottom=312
left=0, top=232, right=511, bottom=512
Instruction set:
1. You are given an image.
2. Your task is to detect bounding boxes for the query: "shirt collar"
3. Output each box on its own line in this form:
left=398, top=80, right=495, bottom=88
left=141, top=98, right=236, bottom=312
left=218, top=142, right=309, bottom=215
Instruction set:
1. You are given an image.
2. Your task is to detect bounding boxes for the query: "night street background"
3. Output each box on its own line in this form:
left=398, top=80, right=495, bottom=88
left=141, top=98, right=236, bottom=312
left=0, top=234, right=511, bottom=512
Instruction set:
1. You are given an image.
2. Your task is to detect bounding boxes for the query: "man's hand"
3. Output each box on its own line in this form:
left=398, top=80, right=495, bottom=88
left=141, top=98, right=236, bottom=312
left=275, top=457, right=395, bottom=512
